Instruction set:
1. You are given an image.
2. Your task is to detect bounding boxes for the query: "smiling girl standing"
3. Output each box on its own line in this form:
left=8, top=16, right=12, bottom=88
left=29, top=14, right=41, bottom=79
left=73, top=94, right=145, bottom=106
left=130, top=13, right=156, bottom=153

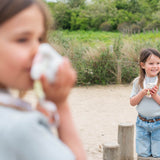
left=130, top=48, right=160, bottom=158
left=0, top=0, right=86, bottom=159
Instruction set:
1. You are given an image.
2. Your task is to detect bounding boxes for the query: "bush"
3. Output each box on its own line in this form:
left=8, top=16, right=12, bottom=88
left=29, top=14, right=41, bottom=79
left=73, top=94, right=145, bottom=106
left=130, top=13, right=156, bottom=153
left=83, top=51, right=116, bottom=85
left=76, top=11, right=91, bottom=30
left=117, top=22, right=131, bottom=33
left=70, top=9, right=80, bottom=30
left=53, top=3, right=71, bottom=29
left=131, top=24, right=141, bottom=33
left=136, top=17, right=147, bottom=29
left=121, top=59, right=139, bottom=83
left=145, top=20, right=160, bottom=30
left=99, top=22, right=112, bottom=31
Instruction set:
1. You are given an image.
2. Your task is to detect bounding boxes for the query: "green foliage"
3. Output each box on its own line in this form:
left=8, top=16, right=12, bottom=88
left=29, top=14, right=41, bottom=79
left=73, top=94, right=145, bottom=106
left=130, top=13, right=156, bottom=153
left=47, top=0, right=160, bottom=31
left=79, top=50, right=117, bottom=85
left=51, top=30, right=121, bottom=48
left=52, top=2, right=71, bottom=29
left=48, top=30, right=160, bottom=85
left=115, top=9, right=131, bottom=24
left=70, top=9, right=80, bottom=30
left=114, top=0, right=129, bottom=10
left=99, top=22, right=112, bottom=31
left=146, top=0, right=160, bottom=11
left=117, top=22, right=130, bottom=33
left=67, top=0, right=85, bottom=8
left=131, top=24, right=141, bottom=33
left=75, top=11, right=91, bottom=30
left=121, top=60, right=139, bottom=83
left=127, top=0, right=141, bottom=14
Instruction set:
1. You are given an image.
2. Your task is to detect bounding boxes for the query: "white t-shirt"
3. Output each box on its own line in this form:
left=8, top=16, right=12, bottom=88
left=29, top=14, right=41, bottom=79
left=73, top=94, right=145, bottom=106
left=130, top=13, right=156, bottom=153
left=130, top=76, right=160, bottom=118
left=0, top=106, right=75, bottom=160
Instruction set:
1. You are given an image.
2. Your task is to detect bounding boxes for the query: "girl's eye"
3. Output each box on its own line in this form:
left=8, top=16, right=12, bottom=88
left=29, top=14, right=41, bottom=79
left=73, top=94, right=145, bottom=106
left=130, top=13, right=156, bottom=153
left=39, top=37, right=43, bottom=43
left=149, top=63, right=153, bottom=65
left=17, top=38, right=28, bottom=43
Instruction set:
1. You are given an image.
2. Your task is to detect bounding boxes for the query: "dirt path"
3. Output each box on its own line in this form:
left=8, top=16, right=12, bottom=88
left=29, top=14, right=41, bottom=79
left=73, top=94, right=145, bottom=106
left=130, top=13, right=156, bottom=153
left=68, top=84, right=137, bottom=160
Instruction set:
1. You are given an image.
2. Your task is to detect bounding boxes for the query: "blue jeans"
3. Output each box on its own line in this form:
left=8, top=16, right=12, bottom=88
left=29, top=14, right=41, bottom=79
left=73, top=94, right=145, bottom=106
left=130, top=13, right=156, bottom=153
left=136, top=115, right=160, bottom=157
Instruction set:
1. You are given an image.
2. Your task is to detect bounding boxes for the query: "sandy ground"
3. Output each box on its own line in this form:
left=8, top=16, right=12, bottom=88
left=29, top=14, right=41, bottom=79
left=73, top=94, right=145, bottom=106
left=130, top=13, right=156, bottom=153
left=68, top=84, right=138, bottom=160
left=24, top=84, right=137, bottom=160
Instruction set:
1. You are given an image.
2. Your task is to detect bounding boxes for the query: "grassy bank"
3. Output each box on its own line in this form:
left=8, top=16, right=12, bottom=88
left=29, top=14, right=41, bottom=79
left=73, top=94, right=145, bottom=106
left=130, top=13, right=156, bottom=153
left=48, top=30, right=160, bottom=85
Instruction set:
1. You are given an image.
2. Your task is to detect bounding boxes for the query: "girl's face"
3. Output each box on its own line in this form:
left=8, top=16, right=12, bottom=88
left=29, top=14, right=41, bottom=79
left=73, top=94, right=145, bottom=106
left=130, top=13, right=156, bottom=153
left=0, top=5, right=44, bottom=90
left=141, top=54, right=160, bottom=77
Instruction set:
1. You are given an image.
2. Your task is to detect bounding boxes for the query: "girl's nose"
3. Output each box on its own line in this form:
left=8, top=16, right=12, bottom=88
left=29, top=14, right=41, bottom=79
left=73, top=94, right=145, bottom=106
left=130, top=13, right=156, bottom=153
left=31, top=40, right=40, bottom=59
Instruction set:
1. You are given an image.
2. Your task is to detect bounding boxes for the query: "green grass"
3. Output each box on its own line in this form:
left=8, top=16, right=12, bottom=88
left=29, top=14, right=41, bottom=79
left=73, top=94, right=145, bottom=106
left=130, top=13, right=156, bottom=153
left=50, top=30, right=160, bottom=48
left=126, top=31, right=160, bottom=43
left=50, top=30, right=121, bottom=48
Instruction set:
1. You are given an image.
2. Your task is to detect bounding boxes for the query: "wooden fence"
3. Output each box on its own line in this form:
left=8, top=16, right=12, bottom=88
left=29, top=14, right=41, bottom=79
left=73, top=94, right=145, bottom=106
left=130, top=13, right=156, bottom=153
left=122, top=28, right=159, bottom=35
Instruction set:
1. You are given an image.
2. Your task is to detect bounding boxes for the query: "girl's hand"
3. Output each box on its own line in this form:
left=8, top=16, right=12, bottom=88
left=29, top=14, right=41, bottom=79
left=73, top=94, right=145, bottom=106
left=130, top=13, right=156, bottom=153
left=150, top=85, right=158, bottom=97
left=40, top=57, right=77, bottom=106
left=130, top=88, right=148, bottom=106
left=141, top=88, right=148, bottom=96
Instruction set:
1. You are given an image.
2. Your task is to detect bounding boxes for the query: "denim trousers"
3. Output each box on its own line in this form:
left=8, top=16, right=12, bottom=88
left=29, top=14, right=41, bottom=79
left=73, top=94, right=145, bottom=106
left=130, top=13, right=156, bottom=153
left=136, top=115, right=160, bottom=157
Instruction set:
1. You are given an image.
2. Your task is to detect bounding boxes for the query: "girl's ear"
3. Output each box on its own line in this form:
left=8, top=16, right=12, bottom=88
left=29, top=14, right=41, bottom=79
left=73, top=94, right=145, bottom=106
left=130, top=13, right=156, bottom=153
left=140, top=62, right=145, bottom=69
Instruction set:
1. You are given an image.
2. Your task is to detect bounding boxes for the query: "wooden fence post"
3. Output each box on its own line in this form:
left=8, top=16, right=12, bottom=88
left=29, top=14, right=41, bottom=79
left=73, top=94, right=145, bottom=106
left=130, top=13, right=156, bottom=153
left=117, top=60, right=121, bottom=84
left=118, top=123, right=134, bottom=160
left=103, top=143, right=120, bottom=160
left=143, top=29, right=146, bottom=34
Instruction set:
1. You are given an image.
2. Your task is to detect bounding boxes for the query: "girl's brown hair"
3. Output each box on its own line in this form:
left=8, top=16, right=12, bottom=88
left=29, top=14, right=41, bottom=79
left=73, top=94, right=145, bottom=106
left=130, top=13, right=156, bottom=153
left=0, top=0, right=51, bottom=92
left=139, top=48, right=160, bottom=88
left=0, top=0, right=51, bottom=42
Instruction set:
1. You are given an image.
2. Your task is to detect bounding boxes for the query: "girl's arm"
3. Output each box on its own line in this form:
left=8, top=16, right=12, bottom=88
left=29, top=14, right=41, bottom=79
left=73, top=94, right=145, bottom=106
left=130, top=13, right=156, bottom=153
left=130, top=89, right=147, bottom=106
left=37, top=101, right=86, bottom=160
left=57, top=101, right=86, bottom=160
left=40, top=58, right=86, bottom=160
left=150, top=86, right=160, bottom=104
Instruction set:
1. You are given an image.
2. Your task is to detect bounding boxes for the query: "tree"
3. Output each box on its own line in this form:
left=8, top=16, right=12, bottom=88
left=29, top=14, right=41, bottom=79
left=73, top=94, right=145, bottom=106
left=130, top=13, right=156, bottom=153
left=67, top=0, right=86, bottom=8
left=127, top=0, right=141, bottom=13
left=53, top=2, right=71, bottom=29
left=146, top=0, right=160, bottom=11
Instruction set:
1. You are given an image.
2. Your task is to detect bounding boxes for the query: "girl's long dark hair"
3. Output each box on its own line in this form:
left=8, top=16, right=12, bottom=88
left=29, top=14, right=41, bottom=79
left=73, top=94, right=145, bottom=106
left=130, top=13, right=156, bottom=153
left=139, top=48, right=160, bottom=88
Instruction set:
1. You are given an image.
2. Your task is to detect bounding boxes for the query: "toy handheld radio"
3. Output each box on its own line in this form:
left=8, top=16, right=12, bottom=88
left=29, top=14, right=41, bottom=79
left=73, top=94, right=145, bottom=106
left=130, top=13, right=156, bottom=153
left=30, top=43, right=63, bottom=126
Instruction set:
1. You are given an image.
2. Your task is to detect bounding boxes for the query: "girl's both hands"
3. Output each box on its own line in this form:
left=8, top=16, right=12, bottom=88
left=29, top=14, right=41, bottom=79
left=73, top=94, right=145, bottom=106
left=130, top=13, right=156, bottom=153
left=40, top=57, right=77, bottom=106
left=141, top=86, right=158, bottom=97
